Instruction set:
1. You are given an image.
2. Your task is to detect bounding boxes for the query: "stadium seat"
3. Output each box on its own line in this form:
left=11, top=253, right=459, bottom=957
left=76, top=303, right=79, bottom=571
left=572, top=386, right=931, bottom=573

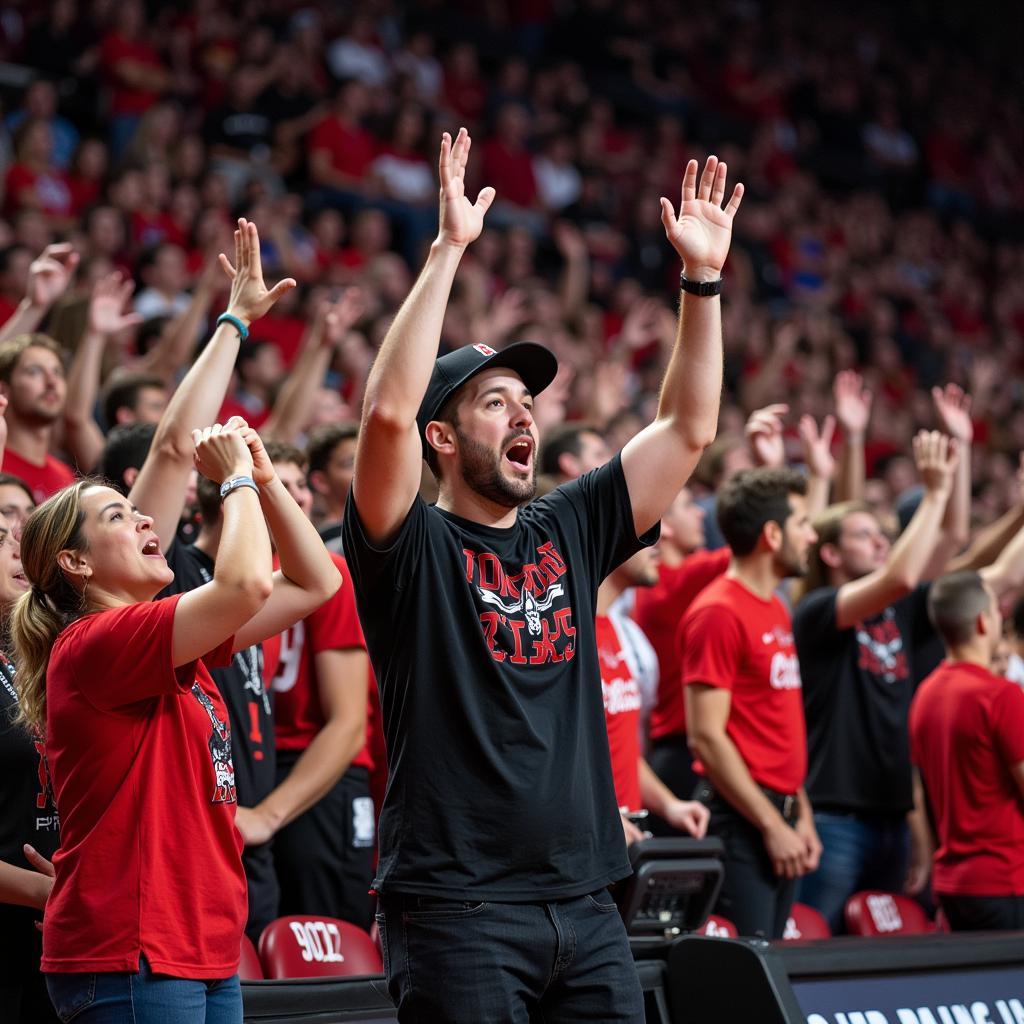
left=844, top=891, right=934, bottom=937
left=783, top=902, right=831, bottom=940
left=239, top=934, right=264, bottom=980
left=258, top=916, right=384, bottom=979
left=695, top=914, right=738, bottom=937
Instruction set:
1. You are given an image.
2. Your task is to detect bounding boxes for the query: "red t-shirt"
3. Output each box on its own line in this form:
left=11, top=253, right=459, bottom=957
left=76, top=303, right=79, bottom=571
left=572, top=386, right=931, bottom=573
left=263, top=553, right=373, bottom=768
left=4, top=163, right=72, bottom=218
left=681, top=576, right=807, bottom=794
left=42, top=596, right=246, bottom=977
left=1, top=447, right=75, bottom=503
left=596, top=615, right=643, bottom=812
left=910, top=661, right=1024, bottom=896
left=309, top=116, right=376, bottom=182
left=634, top=549, right=731, bottom=741
left=99, top=32, right=164, bottom=116
left=480, top=138, right=538, bottom=209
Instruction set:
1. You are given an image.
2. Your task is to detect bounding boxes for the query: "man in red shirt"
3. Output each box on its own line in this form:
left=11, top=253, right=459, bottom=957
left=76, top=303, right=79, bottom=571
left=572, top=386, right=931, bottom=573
left=683, top=467, right=822, bottom=937
left=597, top=545, right=710, bottom=845
left=0, top=334, right=74, bottom=502
left=247, top=442, right=376, bottom=930
left=910, top=570, right=1024, bottom=930
left=634, top=487, right=729, bottom=808
left=308, top=80, right=377, bottom=201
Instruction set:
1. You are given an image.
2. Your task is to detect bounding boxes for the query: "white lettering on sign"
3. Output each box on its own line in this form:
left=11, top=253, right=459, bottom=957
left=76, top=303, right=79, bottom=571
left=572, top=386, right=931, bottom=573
left=995, top=999, right=1024, bottom=1024
left=288, top=920, right=346, bottom=963
left=769, top=651, right=802, bottom=690
left=809, top=1005, right=1021, bottom=1024
left=867, top=893, right=903, bottom=932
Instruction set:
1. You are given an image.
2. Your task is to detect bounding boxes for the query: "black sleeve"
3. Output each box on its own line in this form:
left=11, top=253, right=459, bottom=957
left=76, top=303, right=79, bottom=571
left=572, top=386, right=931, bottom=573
left=793, top=588, right=840, bottom=655
left=342, top=490, right=428, bottom=602
left=535, top=453, right=659, bottom=583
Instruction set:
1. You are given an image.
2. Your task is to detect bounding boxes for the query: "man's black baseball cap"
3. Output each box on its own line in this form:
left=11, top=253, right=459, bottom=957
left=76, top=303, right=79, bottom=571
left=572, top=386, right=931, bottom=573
left=416, top=341, right=558, bottom=455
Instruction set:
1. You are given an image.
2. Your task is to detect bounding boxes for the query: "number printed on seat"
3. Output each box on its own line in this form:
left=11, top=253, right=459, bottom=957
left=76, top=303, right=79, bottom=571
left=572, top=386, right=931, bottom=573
left=288, top=920, right=346, bottom=963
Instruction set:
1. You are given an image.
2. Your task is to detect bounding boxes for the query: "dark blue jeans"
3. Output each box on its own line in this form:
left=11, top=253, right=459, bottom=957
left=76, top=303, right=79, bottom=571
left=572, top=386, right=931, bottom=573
left=377, top=890, right=644, bottom=1023
left=44, top=955, right=241, bottom=1023
left=797, top=810, right=909, bottom=933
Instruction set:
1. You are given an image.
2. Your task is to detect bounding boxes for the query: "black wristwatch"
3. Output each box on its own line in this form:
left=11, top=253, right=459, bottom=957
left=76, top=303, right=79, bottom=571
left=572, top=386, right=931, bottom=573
left=679, top=273, right=723, bottom=297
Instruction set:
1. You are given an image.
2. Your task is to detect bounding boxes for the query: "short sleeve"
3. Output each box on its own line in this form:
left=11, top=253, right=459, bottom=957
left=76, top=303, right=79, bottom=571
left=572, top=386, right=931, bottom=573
left=342, top=489, right=427, bottom=597
left=792, top=587, right=840, bottom=653
left=56, top=596, right=194, bottom=711
left=681, top=603, right=744, bottom=692
left=991, top=683, right=1024, bottom=768
left=536, top=455, right=659, bottom=584
left=306, top=556, right=365, bottom=655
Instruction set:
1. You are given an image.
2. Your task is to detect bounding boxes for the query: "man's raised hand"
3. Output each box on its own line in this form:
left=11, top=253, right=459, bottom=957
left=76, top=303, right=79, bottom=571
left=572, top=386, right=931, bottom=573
left=219, top=218, right=297, bottom=327
left=437, top=128, right=495, bottom=250
left=27, top=242, right=79, bottom=310
left=661, top=156, right=744, bottom=281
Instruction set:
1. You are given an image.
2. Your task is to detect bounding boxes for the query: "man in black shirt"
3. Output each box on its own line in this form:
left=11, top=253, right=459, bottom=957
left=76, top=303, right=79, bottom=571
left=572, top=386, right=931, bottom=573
left=793, top=426, right=960, bottom=932
left=344, top=129, right=743, bottom=1022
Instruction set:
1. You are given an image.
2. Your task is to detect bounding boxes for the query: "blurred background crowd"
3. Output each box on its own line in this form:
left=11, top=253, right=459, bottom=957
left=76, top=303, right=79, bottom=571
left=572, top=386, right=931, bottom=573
left=0, top=0, right=1021, bottom=522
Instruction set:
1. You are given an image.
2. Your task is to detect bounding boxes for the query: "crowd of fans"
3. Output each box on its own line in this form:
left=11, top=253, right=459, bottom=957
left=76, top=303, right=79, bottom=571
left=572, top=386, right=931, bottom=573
left=0, top=0, right=1021, bottom=1019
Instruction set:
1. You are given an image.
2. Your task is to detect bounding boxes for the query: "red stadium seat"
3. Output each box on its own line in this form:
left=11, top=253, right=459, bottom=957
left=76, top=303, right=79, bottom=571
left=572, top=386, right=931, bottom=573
left=844, top=891, right=934, bottom=937
left=258, top=916, right=384, bottom=979
left=695, top=914, right=738, bottom=938
left=239, top=934, right=264, bottom=980
left=783, top=902, right=831, bottom=940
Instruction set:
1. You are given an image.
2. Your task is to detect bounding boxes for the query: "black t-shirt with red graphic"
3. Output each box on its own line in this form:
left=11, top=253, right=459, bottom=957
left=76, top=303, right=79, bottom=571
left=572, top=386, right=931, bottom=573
left=793, top=584, right=933, bottom=815
left=343, top=455, right=656, bottom=900
left=0, top=651, right=59, bottom=982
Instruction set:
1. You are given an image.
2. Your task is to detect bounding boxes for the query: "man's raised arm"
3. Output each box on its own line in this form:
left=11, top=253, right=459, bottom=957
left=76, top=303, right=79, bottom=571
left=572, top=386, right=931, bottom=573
left=621, top=157, right=743, bottom=536
left=354, top=128, right=494, bottom=546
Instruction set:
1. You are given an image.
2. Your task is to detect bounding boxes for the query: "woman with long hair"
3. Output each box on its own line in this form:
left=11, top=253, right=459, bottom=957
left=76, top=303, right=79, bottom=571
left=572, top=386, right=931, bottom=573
left=11, top=417, right=340, bottom=1023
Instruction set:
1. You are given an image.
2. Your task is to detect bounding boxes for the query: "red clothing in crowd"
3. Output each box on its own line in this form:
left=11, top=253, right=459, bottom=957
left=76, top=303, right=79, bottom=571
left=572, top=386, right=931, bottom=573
left=480, top=139, right=538, bottom=208
left=1, top=447, right=75, bottom=504
left=596, top=615, right=642, bottom=812
left=98, top=32, right=164, bottom=116
left=42, top=596, right=245, bottom=977
left=681, top=576, right=807, bottom=795
left=4, top=163, right=72, bottom=219
left=263, top=553, right=374, bottom=771
left=910, top=661, right=1024, bottom=896
left=309, top=116, right=376, bottom=184
left=634, top=549, right=731, bottom=742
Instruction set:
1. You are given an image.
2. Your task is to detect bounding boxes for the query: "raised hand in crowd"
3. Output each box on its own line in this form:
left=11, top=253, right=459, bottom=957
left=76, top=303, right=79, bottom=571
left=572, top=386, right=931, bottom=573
left=219, top=217, right=298, bottom=327
left=746, top=403, right=788, bottom=468
left=932, top=383, right=973, bottom=445
left=660, top=155, right=744, bottom=280
left=437, top=127, right=495, bottom=249
left=914, top=429, right=958, bottom=500
left=0, top=242, right=80, bottom=343
left=833, top=370, right=873, bottom=502
left=799, top=412, right=837, bottom=518
left=87, top=271, right=144, bottom=337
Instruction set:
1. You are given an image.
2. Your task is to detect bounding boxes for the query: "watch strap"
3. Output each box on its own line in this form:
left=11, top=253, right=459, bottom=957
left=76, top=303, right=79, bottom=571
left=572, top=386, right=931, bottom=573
left=219, top=475, right=259, bottom=501
left=679, top=273, right=723, bottom=297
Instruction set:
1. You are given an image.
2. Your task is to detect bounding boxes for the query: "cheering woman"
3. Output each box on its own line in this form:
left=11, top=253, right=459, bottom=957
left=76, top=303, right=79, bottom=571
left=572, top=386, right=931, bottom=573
left=11, top=417, right=340, bottom=1023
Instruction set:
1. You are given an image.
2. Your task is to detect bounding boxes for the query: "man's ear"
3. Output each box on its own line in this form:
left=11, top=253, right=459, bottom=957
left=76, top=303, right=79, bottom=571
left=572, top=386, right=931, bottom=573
left=819, top=541, right=842, bottom=570
left=557, top=452, right=579, bottom=480
left=762, top=520, right=783, bottom=554
left=122, top=466, right=139, bottom=490
left=308, top=468, right=329, bottom=498
left=425, top=420, right=457, bottom=460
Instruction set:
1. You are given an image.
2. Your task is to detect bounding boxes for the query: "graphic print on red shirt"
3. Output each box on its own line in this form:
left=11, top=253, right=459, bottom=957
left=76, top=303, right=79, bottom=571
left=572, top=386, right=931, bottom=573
left=681, top=576, right=807, bottom=794
left=910, top=661, right=1024, bottom=896
left=596, top=615, right=642, bottom=812
left=42, top=595, right=245, bottom=978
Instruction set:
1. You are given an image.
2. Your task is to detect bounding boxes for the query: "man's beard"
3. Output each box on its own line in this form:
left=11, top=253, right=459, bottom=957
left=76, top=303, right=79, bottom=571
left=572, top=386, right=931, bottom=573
left=456, top=426, right=537, bottom=509
left=774, top=536, right=808, bottom=579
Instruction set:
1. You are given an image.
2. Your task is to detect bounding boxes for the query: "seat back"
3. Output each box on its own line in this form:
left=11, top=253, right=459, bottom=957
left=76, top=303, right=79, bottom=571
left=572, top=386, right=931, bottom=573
left=239, top=934, right=264, bottom=980
left=783, top=902, right=831, bottom=940
left=258, top=916, right=384, bottom=979
left=695, top=914, right=738, bottom=938
left=844, top=891, right=933, bottom=937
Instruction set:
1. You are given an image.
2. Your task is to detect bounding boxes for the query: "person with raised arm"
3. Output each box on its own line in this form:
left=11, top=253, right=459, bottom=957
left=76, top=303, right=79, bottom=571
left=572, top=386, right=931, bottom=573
left=10, top=413, right=338, bottom=1023
left=342, top=127, right=742, bottom=1022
